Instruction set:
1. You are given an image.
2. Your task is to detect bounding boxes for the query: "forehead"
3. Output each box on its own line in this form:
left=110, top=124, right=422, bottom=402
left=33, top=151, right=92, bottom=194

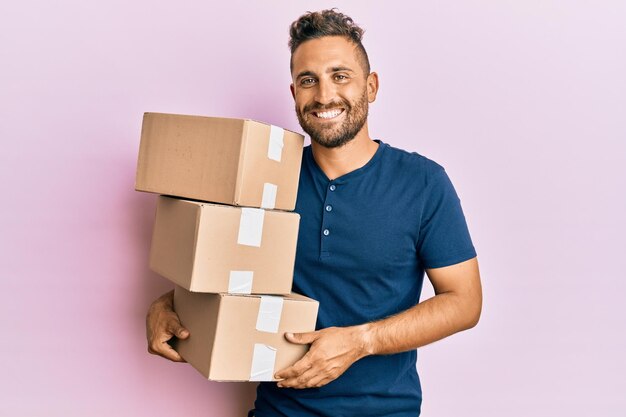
left=291, top=36, right=361, bottom=76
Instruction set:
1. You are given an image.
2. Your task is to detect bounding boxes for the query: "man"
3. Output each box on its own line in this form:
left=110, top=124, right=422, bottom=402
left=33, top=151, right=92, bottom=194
left=146, top=9, right=482, bottom=417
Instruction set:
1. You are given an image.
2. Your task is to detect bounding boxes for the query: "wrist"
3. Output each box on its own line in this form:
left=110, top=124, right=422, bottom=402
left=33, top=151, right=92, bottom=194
left=152, top=290, right=174, bottom=310
left=354, top=322, right=376, bottom=358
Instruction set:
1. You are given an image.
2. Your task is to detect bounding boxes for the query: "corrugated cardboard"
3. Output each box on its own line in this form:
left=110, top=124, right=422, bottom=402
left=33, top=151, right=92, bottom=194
left=150, top=196, right=300, bottom=294
left=173, top=287, right=319, bottom=381
left=135, top=112, right=304, bottom=210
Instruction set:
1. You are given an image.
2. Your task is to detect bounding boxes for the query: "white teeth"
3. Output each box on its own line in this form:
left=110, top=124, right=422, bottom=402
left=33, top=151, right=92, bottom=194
left=315, top=109, right=343, bottom=119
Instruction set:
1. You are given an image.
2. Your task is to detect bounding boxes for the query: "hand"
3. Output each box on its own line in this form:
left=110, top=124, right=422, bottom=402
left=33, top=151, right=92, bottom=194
left=146, top=290, right=190, bottom=362
left=274, top=325, right=370, bottom=389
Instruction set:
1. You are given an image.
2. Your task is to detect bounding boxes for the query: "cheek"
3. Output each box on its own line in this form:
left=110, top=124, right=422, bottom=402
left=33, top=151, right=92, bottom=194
left=293, top=92, right=307, bottom=108
left=296, top=95, right=316, bottom=114
left=342, top=84, right=367, bottom=103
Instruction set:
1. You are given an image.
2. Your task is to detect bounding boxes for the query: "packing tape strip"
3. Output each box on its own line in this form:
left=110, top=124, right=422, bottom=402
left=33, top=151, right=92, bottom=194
left=237, top=208, right=265, bottom=247
left=250, top=343, right=277, bottom=381
left=261, top=182, right=277, bottom=209
left=267, top=125, right=285, bottom=162
left=256, top=295, right=284, bottom=333
left=228, top=271, right=253, bottom=294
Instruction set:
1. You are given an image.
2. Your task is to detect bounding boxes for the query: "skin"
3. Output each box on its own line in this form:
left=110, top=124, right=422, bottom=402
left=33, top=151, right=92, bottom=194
left=291, top=36, right=380, bottom=178
left=145, top=289, right=188, bottom=362
left=145, top=35, right=483, bottom=391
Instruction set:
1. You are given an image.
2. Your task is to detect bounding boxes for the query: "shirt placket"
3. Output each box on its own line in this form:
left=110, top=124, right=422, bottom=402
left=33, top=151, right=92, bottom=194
left=319, top=182, right=337, bottom=260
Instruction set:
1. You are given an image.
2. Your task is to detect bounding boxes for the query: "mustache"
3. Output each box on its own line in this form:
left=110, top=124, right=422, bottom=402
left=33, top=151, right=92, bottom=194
left=303, top=101, right=350, bottom=113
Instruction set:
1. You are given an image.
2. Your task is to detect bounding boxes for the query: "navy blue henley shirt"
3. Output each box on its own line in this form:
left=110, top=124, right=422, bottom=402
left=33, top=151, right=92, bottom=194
left=255, top=140, right=477, bottom=417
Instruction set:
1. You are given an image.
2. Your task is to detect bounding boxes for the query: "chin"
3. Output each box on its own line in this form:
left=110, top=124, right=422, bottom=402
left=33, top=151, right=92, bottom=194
left=311, top=135, right=356, bottom=149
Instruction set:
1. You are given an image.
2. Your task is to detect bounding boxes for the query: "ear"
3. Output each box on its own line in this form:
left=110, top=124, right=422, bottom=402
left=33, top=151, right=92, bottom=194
left=366, top=72, right=379, bottom=103
left=290, top=83, right=295, bottom=100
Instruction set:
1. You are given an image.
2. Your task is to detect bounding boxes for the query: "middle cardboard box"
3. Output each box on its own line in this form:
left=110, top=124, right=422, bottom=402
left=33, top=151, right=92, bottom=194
left=150, top=195, right=299, bottom=294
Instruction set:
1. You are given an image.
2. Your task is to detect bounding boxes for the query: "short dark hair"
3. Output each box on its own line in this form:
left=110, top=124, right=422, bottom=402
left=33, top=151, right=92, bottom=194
left=288, top=8, right=371, bottom=76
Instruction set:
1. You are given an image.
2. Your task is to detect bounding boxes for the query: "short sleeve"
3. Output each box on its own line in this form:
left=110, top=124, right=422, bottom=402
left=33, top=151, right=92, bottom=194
left=417, top=168, right=477, bottom=269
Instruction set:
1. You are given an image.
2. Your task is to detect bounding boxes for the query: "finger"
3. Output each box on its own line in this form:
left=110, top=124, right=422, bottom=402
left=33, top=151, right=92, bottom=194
left=303, top=371, right=338, bottom=389
left=148, top=335, right=187, bottom=362
left=147, top=319, right=188, bottom=361
left=274, top=357, right=312, bottom=380
left=284, top=331, right=318, bottom=345
left=157, top=343, right=187, bottom=362
left=278, top=365, right=323, bottom=389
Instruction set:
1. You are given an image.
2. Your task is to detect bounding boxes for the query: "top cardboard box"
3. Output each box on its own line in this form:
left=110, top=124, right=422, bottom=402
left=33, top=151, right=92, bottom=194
left=135, top=113, right=304, bottom=211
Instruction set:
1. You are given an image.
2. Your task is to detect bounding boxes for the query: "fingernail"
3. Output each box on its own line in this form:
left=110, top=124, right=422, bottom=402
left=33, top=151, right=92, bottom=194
left=277, top=383, right=283, bottom=388
left=285, top=332, right=293, bottom=338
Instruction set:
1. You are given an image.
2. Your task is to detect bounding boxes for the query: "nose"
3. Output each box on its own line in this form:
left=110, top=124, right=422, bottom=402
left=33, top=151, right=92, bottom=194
left=314, top=78, right=337, bottom=105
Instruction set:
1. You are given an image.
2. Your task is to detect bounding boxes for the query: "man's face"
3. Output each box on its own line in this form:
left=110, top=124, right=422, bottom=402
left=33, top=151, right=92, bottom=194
left=290, top=36, right=376, bottom=148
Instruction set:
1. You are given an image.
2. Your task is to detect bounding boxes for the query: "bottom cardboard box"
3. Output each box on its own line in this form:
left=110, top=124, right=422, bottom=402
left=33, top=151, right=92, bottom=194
left=173, top=286, right=319, bottom=381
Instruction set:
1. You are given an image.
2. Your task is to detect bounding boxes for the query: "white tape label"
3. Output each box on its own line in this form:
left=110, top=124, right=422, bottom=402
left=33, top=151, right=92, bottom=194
left=268, top=125, right=284, bottom=162
left=250, top=343, right=277, bottom=381
left=261, top=182, right=277, bottom=209
left=228, top=271, right=253, bottom=294
left=237, top=208, right=265, bottom=247
left=255, top=295, right=284, bottom=333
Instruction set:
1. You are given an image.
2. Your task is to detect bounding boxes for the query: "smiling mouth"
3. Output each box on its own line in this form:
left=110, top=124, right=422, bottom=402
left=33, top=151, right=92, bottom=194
left=312, top=108, right=345, bottom=120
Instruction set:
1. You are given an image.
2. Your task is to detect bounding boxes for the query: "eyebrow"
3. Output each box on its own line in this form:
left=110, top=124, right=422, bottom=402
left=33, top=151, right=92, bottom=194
left=296, top=66, right=355, bottom=80
left=330, top=66, right=354, bottom=73
left=296, top=70, right=316, bottom=80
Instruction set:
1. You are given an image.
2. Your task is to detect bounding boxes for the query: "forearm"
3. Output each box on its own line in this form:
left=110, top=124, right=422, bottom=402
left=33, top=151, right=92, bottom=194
left=359, top=289, right=481, bottom=356
left=276, top=259, right=481, bottom=388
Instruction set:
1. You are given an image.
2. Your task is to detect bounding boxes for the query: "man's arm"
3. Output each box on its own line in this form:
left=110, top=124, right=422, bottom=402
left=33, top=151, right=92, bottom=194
left=146, top=289, right=190, bottom=362
left=274, top=257, right=482, bottom=389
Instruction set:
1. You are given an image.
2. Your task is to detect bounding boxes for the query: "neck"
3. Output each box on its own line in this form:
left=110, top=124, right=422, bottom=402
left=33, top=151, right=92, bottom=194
left=310, top=124, right=379, bottom=180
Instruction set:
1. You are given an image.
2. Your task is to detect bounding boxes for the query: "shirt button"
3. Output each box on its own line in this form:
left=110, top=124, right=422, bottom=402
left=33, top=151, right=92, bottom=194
left=329, top=184, right=336, bottom=191
left=323, top=229, right=330, bottom=236
left=325, top=205, right=333, bottom=212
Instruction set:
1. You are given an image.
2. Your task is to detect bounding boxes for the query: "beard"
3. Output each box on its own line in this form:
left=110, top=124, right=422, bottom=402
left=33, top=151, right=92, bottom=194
left=295, top=90, right=369, bottom=149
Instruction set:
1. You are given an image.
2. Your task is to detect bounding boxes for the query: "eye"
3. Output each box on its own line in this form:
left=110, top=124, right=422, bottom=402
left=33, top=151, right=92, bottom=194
left=335, top=74, right=349, bottom=81
left=301, top=78, right=316, bottom=86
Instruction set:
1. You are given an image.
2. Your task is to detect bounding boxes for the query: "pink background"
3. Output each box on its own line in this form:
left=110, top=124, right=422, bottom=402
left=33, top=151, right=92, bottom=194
left=1, top=1, right=624, bottom=415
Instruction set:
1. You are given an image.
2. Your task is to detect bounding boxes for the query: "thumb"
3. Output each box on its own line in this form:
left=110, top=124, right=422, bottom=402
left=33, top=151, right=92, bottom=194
left=169, top=321, right=190, bottom=339
left=285, top=330, right=318, bottom=345
left=176, top=326, right=190, bottom=339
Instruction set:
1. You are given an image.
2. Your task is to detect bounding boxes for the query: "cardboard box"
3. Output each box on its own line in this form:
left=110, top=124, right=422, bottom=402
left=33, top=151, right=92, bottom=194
left=173, top=287, right=319, bottom=381
left=150, top=196, right=300, bottom=294
left=135, top=112, right=304, bottom=210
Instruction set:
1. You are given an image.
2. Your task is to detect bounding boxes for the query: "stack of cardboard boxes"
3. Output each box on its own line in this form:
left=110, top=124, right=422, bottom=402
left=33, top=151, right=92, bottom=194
left=135, top=112, right=319, bottom=381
